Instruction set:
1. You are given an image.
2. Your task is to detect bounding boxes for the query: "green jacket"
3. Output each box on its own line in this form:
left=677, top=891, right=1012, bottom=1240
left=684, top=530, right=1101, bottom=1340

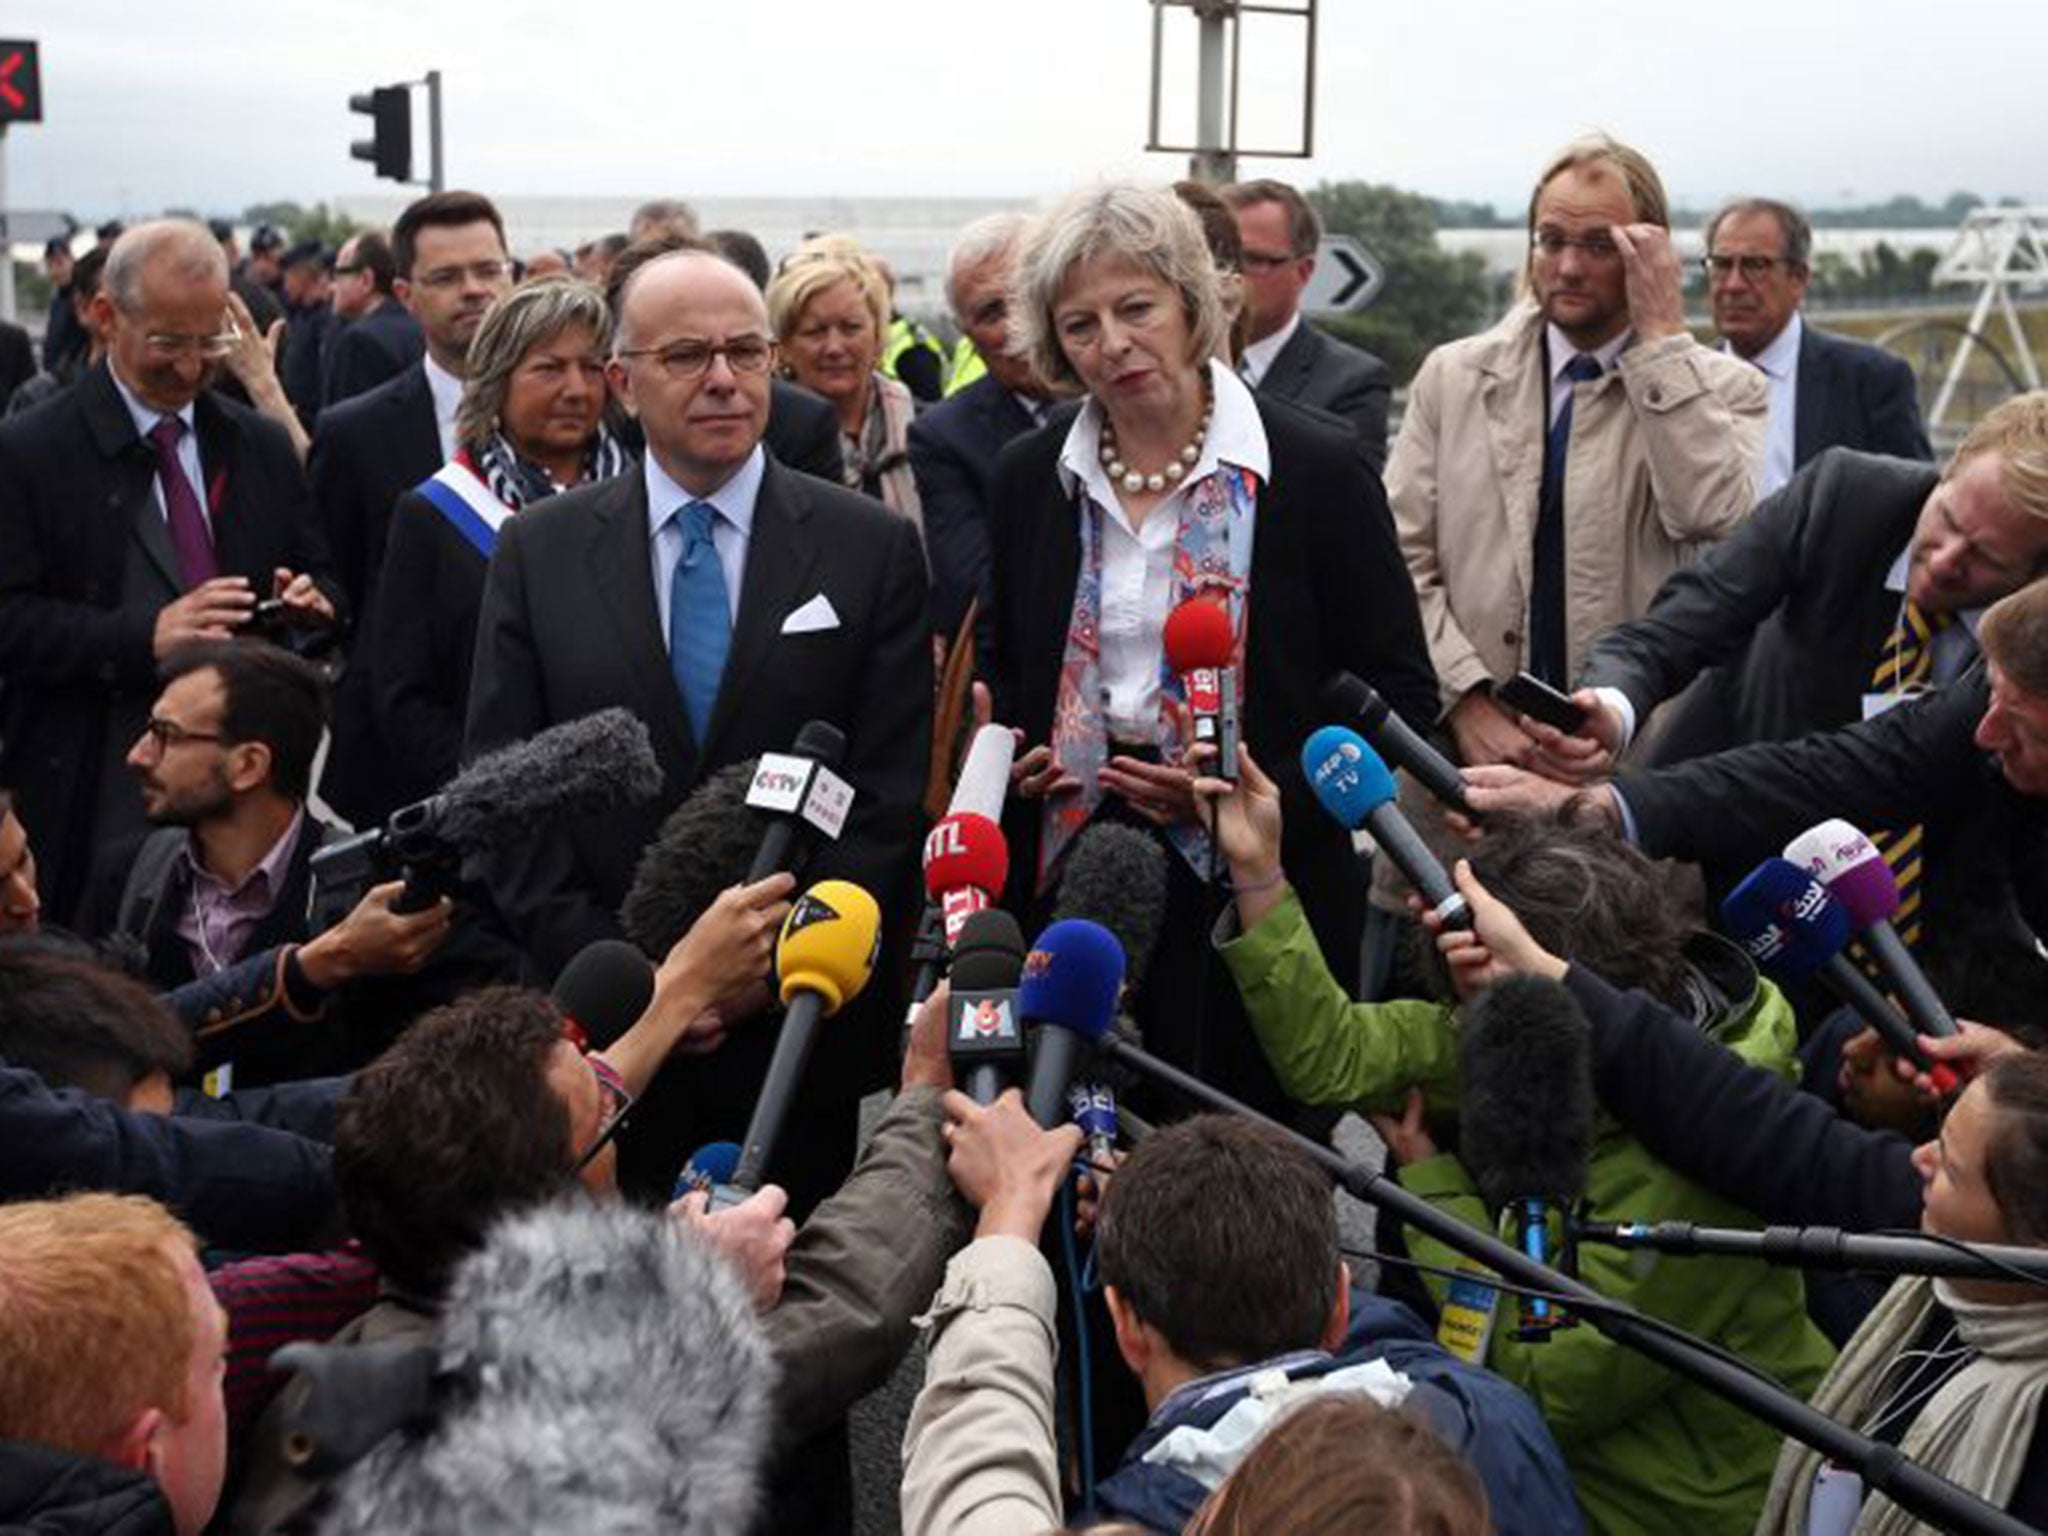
left=1219, top=892, right=1836, bottom=1536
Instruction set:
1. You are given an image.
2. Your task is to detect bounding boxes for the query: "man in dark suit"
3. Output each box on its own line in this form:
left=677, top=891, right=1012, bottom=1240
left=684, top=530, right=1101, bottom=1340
left=1706, top=198, right=1932, bottom=497
left=1224, top=177, right=1393, bottom=472
left=1567, top=397, right=2048, bottom=772
left=320, top=229, right=422, bottom=411
left=908, top=212, right=1053, bottom=648
left=0, top=220, right=338, bottom=923
left=0, top=319, right=34, bottom=405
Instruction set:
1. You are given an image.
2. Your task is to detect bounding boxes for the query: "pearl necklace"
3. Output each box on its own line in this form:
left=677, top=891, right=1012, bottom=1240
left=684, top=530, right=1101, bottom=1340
left=1099, top=386, right=1213, bottom=495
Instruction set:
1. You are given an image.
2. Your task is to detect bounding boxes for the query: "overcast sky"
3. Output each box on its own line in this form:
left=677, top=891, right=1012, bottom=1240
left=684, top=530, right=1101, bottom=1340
left=8, top=0, right=2045, bottom=220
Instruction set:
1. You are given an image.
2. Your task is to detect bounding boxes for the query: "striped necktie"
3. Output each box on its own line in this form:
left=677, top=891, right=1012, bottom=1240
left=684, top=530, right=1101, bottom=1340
left=1866, top=599, right=1952, bottom=948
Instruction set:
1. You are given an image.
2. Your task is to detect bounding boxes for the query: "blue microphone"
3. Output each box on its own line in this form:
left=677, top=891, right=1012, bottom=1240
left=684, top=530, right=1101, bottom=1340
left=1301, top=726, right=1470, bottom=929
left=1068, top=1081, right=1119, bottom=1171
left=671, top=1141, right=742, bottom=1204
left=1019, top=919, right=1126, bottom=1128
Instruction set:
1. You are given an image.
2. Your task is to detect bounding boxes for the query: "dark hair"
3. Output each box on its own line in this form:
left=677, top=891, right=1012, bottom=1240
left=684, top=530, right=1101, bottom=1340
left=709, top=229, right=772, bottom=292
left=1980, top=1054, right=2048, bottom=1245
left=1221, top=178, right=1322, bottom=257
left=350, top=229, right=399, bottom=296
left=1096, top=1115, right=1337, bottom=1371
left=1706, top=197, right=1813, bottom=272
left=1417, top=813, right=1691, bottom=1004
left=0, top=951, right=193, bottom=1100
left=602, top=231, right=716, bottom=319
left=160, top=639, right=329, bottom=800
left=71, top=247, right=108, bottom=305
left=1196, top=1394, right=1492, bottom=1535
left=335, top=987, right=575, bottom=1298
left=1173, top=180, right=1244, bottom=273
left=392, top=190, right=507, bottom=280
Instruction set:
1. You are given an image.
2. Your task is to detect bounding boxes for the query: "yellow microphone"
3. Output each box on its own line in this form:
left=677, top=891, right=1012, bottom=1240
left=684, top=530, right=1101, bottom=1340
left=728, top=881, right=881, bottom=1193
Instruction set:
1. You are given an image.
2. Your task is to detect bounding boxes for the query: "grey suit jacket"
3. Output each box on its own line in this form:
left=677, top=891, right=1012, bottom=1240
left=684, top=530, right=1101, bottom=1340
left=1256, top=318, right=1393, bottom=473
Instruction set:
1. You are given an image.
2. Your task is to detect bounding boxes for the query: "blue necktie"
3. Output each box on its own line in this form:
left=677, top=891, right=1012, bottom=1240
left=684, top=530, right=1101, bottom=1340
left=668, top=500, right=731, bottom=744
left=1531, top=353, right=1604, bottom=686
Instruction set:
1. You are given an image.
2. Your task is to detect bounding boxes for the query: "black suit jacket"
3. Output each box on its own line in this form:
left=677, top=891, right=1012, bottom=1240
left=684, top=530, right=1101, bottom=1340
left=983, top=394, right=1439, bottom=977
left=1579, top=449, right=1939, bottom=766
left=1794, top=324, right=1933, bottom=467
left=0, top=321, right=34, bottom=406
left=320, top=298, right=424, bottom=412
left=0, top=364, right=336, bottom=921
left=907, top=375, right=1041, bottom=640
left=1256, top=320, right=1394, bottom=474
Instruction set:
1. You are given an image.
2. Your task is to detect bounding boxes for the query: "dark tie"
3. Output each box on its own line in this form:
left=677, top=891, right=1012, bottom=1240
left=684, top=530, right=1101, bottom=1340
left=147, top=416, right=219, bottom=588
left=1530, top=354, right=1604, bottom=685
left=668, top=500, right=731, bottom=744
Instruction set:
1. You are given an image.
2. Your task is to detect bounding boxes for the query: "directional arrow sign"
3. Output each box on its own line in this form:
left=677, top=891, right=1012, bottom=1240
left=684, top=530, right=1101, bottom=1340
left=1303, top=235, right=1384, bottom=315
left=0, top=41, right=42, bottom=125
left=0, top=209, right=72, bottom=244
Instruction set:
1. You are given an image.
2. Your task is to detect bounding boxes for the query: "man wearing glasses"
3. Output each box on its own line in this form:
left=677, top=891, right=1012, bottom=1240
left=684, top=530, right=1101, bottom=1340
left=1385, top=134, right=1766, bottom=774
left=1703, top=197, right=1931, bottom=498
left=319, top=229, right=422, bottom=413
left=0, top=219, right=338, bottom=925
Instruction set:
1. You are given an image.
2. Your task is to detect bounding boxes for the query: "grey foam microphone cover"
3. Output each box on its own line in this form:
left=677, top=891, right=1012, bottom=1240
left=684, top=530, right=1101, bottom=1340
left=1052, top=823, right=1169, bottom=991
left=618, top=760, right=764, bottom=958
left=1459, top=975, right=1595, bottom=1211
left=437, top=708, right=663, bottom=848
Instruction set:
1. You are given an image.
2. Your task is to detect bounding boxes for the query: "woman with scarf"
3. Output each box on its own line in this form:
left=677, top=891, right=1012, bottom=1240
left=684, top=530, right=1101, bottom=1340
left=764, top=236, right=922, bottom=530
left=979, top=182, right=1437, bottom=1117
left=369, top=278, right=627, bottom=803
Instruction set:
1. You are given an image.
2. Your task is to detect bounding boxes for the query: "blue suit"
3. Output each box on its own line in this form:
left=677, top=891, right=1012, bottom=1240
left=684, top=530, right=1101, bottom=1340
left=907, top=375, right=1043, bottom=644
left=1793, top=323, right=1932, bottom=466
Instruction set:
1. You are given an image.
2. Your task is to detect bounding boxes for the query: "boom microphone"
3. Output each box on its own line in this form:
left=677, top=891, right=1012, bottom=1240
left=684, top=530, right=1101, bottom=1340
left=1322, top=671, right=1476, bottom=819
left=618, top=761, right=763, bottom=957
left=1460, top=975, right=1594, bottom=1339
left=727, top=880, right=880, bottom=1196
left=1163, top=596, right=1239, bottom=781
left=743, top=720, right=853, bottom=884
left=1572, top=1219, right=2048, bottom=1285
left=923, top=812, right=1010, bottom=947
left=1784, top=819, right=1961, bottom=1049
left=947, top=910, right=1029, bottom=1104
left=1018, top=919, right=1126, bottom=1128
left=1051, top=822, right=1169, bottom=993
left=552, top=939, right=655, bottom=1052
left=1301, top=726, right=1471, bottom=930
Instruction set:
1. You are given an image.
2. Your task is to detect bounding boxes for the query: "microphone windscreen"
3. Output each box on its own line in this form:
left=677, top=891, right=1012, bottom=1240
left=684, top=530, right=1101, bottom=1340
left=1301, top=726, right=1396, bottom=831
left=1019, top=919, right=1125, bottom=1043
left=775, top=880, right=881, bottom=1014
left=1783, top=820, right=1901, bottom=929
left=1162, top=596, right=1235, bottom=673
left=923, top=812, right=1010, bottom=901
left=552, top=939, right=654, bottom=1050
left=618, top=760, right=764, bottom=958
left=1459, top=975, right=1594, bottom=1211
left=950, top=908, right=1026, bottom=992
left=1052, top=823, right=1168, bottom=991
left=948, top=725, right=1017, bottom=824
left=438, top=708, right=664, bottom=847
left=1720, top=857, right=1853, bottom=981
left=677, top=1141, right=742, bottom=1195
left=790, top=718, right=848, bottom=768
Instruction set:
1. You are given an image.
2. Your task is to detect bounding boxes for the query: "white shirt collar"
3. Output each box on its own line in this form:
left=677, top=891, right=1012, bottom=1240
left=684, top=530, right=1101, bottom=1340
left=423, top=352, right=465, bottom=431
left=1545, top=322, right=1631, bottom=383
left=643, top=443, right=765, bottom=541
left=108, top=367, right=195, bottom=440
left=1726, top=310, right=1802, bottom=382
left=1883, top=542, right=1987, bottom=637
left=1237, top=311, right=1303, bottom=388
left=1056, top=357, right=1272, bottom=505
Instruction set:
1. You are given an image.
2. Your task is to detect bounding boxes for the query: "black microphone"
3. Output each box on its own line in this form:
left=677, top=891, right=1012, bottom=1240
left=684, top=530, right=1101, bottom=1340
left=617, top=760, right=763, bottom=958
left=551, top=939, right=655, bottom=1052
left=1323, top=671, right=1476, bottom=820
left=1052, top=822, right=1169, bottom=994
left=1461, top=975, right=1594, bottom=1339
left=1573, top=1221, right=2048, bottom=1285
left=946, top=910, right=1028, bottom=1104
left=742, top=720, right=852, bottom=884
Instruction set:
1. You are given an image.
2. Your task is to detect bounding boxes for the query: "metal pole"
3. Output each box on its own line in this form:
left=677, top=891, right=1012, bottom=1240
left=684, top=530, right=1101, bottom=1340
left=426, top=70, right=444, bottom=193
left=1190, top=1, right=1235, bottom=185
left=0, top=125, right=14, bottom=326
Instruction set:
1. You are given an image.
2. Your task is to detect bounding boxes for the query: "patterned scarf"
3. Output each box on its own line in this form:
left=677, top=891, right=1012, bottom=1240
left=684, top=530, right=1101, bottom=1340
left=1038, top=455, right=1259, bottom=893
left=474, top=426, right=628, bottom=514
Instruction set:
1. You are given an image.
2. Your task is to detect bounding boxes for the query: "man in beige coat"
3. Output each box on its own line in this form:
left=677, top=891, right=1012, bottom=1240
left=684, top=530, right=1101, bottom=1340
left=1390, top=135, right=1767, bottom=771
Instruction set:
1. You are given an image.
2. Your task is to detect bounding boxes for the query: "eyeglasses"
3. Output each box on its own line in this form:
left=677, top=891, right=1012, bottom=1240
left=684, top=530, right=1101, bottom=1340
left=1702, top=253, right=1798, bottom=282
left=1238, top=249, right=1299, bottom=272
left=332, top=263, right=368, bottom=278
left=413, top=260, right=510, bottom=291
left=141, top=717, right=226, bottom=751
left=616, top=336, right=776, bottom=378
left=1532, top=231, right=1621, bottom=263
left=141, top=327, right=240, bottom=361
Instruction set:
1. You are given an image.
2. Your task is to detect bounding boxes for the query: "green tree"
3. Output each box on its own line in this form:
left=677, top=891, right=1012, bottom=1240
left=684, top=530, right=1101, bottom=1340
left=239, top=200, right=363, bottom=247
left=1306, top=181, right=1494, bottom=381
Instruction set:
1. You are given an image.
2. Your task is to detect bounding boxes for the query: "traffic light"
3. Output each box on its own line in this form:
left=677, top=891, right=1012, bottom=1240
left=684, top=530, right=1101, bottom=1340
left=349, top=85, right=411, bottom=183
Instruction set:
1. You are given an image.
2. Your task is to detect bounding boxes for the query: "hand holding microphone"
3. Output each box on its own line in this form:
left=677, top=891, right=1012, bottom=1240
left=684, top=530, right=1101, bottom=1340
left=1190, top=740, right=1288, bottom=922
left=1163, top=596, right=1239, bottom=781
left=669, top=1173, right=795, bottom=1312
left=1301, top=727, right=1472, bottom=931
left=941, top=1089, right=1083, bottom=1243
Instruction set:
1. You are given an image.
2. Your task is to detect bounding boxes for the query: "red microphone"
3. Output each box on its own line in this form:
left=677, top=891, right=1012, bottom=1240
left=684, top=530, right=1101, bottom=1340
left=1163, top=596, right=1239, bottom=781
left=923, top=812, right=1010, bottom=946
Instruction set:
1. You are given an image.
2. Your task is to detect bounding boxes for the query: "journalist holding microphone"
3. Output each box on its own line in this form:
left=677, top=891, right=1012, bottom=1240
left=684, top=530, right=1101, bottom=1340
left=979, top=182, right=1438, bottom=1110
left=1192, top=745, right=1835, bottom=1536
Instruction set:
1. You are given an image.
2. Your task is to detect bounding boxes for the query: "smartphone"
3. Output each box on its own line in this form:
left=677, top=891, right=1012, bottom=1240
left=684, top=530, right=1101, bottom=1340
left=1496, top=671, right=1588, bottom=735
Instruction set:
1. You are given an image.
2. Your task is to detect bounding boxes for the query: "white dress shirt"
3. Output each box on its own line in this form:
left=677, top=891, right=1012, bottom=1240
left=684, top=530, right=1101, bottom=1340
left=1544, top=323, right=1631, bottom=428
left=1727, top=311, right=1801, bottom=498
left=1236, top=311, right=1302, bottom=389
left=109, top=369, right=206, bottom=533
left=645, top=444, right=763, bottom=642
left=1055, top=360, right=1271, bottom=739
left=423, top=352, right=466, bottom=463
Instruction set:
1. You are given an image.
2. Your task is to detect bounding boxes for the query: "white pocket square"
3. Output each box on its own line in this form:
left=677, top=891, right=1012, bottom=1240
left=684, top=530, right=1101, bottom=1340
left=780, top=593, right=840, bottom=635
